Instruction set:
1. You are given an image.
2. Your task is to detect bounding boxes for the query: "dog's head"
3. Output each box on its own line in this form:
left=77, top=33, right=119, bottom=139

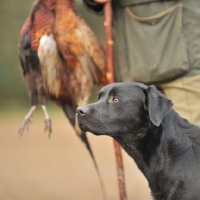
left=76, top=82, right=173, bottom=137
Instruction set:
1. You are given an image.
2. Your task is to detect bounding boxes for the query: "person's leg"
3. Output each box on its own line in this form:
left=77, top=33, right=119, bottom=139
left=160, top=75, right=200, bottom=126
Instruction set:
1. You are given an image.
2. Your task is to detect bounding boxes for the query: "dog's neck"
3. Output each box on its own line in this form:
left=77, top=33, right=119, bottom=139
left=113, top=118, right=172, bottom=199
left=113, top=109, right=198, bottom=171
left=113, top=123, right=162, bottom=177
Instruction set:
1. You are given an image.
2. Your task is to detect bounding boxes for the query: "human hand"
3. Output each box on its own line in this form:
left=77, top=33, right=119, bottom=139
left=94, top=0, right=109, bottom=3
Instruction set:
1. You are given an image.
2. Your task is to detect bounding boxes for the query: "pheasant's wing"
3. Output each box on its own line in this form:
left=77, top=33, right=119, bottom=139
left=75, top=17, right=106, bottom=85
left=18, top=11, right=43, bottom=105
left=18, top=10, right=34, bottom=79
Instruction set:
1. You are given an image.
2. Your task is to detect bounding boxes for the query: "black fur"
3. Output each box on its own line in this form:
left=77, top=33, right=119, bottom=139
left=77, top=82, right=200, bottom=200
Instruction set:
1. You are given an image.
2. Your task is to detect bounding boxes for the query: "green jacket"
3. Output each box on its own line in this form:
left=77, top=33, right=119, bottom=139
left=84, top=0, right=200, bottom=84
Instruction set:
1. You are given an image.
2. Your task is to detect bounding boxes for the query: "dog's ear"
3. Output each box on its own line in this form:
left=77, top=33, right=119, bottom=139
left=144, top=85, right=173, bottom=127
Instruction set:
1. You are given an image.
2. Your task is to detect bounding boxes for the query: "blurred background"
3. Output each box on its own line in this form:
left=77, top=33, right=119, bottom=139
left=0, top=0, right=151, bottom=199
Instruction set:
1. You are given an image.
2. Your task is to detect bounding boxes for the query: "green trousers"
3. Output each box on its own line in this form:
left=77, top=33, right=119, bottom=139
left=161, top=74, right=200, bottom=126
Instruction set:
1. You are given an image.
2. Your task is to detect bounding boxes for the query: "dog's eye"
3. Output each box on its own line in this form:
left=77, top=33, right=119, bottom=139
left=112, top=97, right=119, bottom=103
left=108, top=96, right=119, bottom=103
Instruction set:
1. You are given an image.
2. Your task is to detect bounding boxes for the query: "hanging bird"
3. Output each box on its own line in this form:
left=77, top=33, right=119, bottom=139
left=18, top=0, right=55, bottom=134
left=18, top=0, right=106, bottom=195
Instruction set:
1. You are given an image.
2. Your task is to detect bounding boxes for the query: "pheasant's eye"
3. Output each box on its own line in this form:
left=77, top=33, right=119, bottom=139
left=113, top=97, right=119, bottom=103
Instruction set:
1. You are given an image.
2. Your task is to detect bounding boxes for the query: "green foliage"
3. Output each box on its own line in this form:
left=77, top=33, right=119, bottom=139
left=0, top=0, right=33, bottom=108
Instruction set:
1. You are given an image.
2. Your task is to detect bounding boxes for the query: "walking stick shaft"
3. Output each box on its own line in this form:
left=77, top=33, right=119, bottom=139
left=103, top=2, right=127, bottom=200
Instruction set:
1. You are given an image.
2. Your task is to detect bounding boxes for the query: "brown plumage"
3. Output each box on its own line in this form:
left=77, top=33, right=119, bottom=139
left=18, top=0, right=55, bottom=132
left=18, top=0, right=106, bottom=195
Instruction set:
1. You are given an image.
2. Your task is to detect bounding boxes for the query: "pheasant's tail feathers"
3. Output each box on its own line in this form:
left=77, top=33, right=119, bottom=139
left=62, top=103, right=106, bottom=199
left=79, top=131, right=107, bottom=200
left=62, top=102, right=76, bottom=127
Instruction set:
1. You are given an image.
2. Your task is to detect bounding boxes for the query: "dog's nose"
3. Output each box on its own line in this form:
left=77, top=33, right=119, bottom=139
left=76, top=106, right=89, bottom=116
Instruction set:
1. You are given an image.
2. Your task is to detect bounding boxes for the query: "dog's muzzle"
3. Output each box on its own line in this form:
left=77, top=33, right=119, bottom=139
left=76, top=106, right=90, bottom=132
left=76, top=106, right=89, bottom=117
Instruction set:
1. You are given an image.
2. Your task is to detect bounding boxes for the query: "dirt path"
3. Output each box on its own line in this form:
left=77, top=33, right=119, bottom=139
left=0, top=109, right=151, bottom=200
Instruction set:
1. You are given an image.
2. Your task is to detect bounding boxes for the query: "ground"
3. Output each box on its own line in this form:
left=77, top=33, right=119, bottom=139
left=0, top=108, right=151, bottom=200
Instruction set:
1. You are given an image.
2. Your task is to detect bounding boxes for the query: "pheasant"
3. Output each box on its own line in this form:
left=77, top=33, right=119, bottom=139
left=18, top=0, right=106, bottom=195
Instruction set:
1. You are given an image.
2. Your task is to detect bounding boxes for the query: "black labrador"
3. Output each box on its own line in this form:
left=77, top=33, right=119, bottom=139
left=76, top=82, right=200, bottom=200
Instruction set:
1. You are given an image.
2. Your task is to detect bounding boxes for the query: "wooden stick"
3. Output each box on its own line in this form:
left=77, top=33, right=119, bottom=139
left=103, top=1, right=114, bottom=84
left=103, top=1, right=127, bottom=200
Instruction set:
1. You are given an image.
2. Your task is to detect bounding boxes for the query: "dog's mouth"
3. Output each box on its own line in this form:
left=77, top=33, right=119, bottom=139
left=76, top=113, right=93, bottom=133
left=78, top=121, right=101, bottom=135
left=79, top=122, right=89, bottom=132
left=76, top=114, right=86, bottom=131
left=76, top=113, right=105, bottom=136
